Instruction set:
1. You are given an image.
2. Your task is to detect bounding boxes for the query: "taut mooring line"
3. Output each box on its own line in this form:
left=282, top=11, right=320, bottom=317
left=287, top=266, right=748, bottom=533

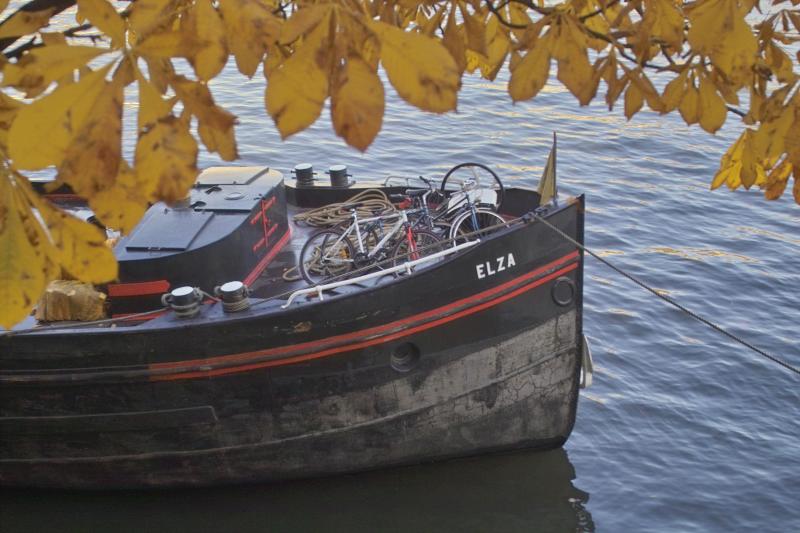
left=532, top=213, right=800, bottom=377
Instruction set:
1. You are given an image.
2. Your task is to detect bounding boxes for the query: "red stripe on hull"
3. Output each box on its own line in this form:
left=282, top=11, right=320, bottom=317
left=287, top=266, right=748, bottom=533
left=151, top=252, right=579, bottom=381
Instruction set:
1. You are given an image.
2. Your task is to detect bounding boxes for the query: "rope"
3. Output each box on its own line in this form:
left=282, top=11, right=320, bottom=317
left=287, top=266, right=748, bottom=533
left=292, top=189, right=396, bottom=227
left=221, top=298, right=250, bottom=313
left=530, top=212, right=800, bottom=377
left=282, top=265, right=302, bottom=282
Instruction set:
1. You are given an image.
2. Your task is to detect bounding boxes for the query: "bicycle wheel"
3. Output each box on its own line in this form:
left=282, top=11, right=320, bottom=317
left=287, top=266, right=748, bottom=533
left=440, top=162, right=505, bottom=210
left=299, top=229, right=356, bottom=284
left=391, top=229, right=445, bottom=269
left=449, top=208, right=507, bottom=243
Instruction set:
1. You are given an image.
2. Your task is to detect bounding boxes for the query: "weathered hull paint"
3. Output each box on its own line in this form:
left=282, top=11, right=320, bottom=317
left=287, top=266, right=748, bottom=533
left=0, top=313, right=578, bottom=488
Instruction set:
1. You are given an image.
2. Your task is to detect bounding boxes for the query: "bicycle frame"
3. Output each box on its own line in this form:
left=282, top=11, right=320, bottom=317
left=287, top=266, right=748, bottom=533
left=338, top=209, right=416, bottom=260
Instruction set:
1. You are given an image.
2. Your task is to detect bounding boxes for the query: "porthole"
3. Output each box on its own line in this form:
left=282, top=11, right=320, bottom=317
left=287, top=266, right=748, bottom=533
left=552, top=276, right=576, bottom=307
left=390, top=343, right=421, bottom=372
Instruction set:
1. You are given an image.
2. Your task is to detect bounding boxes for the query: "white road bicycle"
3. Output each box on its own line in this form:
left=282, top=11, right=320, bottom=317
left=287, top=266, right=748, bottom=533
left=299, top=203, right=443, bottom=285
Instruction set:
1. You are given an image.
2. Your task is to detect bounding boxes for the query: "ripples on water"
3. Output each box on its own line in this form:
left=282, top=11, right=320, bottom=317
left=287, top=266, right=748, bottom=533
left=2, top=61, right=798, bottom=532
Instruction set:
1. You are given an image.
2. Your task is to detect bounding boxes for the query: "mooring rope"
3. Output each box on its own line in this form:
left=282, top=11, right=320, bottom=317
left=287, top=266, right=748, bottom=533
left=530, top=212, right=800, bottom=377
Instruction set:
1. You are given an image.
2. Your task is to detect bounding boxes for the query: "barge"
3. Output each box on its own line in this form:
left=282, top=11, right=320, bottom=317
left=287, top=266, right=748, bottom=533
left=0, top=155, right=590, bottom=488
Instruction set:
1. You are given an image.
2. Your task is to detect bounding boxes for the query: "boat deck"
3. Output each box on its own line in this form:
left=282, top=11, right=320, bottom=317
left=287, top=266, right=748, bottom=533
left=248, top=203, right=433, bottom=303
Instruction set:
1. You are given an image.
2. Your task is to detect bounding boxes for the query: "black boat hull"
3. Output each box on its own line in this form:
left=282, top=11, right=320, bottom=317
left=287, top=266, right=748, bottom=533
left=0, top=194, right=585, bottom=488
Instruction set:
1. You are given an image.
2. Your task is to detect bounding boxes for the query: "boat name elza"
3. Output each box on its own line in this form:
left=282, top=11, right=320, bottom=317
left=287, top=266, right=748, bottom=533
left=475, top=252, right=517, bottom=279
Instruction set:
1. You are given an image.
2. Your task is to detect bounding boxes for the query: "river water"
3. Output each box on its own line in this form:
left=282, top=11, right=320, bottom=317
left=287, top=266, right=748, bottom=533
left=1, top=59, right=799, bottom=532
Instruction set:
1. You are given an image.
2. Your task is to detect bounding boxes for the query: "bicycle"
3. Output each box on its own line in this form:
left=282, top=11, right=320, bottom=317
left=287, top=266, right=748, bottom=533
left=298, top=201, right=443, bottom=285
left=400, top=173, right=506, bottom=244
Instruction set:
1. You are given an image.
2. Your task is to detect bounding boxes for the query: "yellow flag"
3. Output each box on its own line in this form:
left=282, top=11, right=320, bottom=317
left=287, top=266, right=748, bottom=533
left=538, top=133, right=557, bottom=206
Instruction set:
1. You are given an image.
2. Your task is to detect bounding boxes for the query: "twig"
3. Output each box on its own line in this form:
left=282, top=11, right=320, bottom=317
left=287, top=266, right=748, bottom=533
left=485, top=0, right=528, bottom=30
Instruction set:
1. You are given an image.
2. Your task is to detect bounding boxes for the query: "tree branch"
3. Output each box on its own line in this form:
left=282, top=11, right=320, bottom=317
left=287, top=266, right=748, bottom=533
left=485, top=0, right=528, bottom=30
left=4, top=23, right=96, bottom=60
left=506, top=0, right=552, bottom=17
left=0, top=0, right=76, bottom=52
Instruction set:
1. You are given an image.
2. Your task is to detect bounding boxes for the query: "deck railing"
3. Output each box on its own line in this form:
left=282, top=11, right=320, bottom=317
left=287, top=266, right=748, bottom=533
left=282, top=240, right=480, bottom=308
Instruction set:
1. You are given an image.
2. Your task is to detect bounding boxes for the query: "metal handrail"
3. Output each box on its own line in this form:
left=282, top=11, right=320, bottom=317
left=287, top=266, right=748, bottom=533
left=282, top=240, right=480, bottom=308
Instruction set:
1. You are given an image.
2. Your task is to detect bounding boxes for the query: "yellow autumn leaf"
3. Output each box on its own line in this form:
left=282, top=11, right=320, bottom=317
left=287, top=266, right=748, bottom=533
left=8, top=63, right=112, bottom=170
left=136, top=68, right=173, bottom=130
left=41, top=204, right=118, bottom=283
left=752, top=105, right=794, bottom=161
left=508, top=36, right=550, bottom=102
left=77, top=0, right=126, bottom=48
left=0, top=92, right=21, bottom=151
left=0, top=176, right=49, bottom=328
left=17, top=170, right=117, bottom=283
left=135, top=30, right=202, bottom=58
left=479, top=30, right=509, bottom=81
left=442, top=9, right=467, bottom=75
left=128, top=0, right=173, bottom=38
left=0, top=8, right=55, bottom=40
left=460, top=4, right=487, bottom=57
left=697, top=74, right=727, bottom=133
left=199, top=122, right=238, bottom=161
left=370, top=20, right=460, bottom=113
left=171, top=76, right=233, bottom=129
left=764, top=159, right=791, bottom=200
left=465, top=50, right=482, bottom=74
left=766, top=42, right=795, bottom=84
left=661, top=70, right=688, bottom=113
left=57, top=75, right=122, bottom=196
left=171, top=75, right=238, bottom=159
left=88, top=161, right=150, bottom=233
left=687, top=0, right=757, bottom=86
left=643, top=0, right=684, bottom=52
left=624, top=81, right=643, bottom=119
left=507, top=3, right=531, bottom=41
left=419, top=3, right=447, bottom=37
left=11, top=178, right=60, bottom=281
left=711, top=132, right=744, bottom=189
left=189, top=0, right=228, bottom=81
left=40, top=31, right=66, bottom=46
left=145, top=57, right=173, bottom=94
left=782, top=110, right=800, bottom=168
left=279, top=3, right=332, bottom=45
left=262, top=43, right=289, bottom=79
left=603, top=51, right=625, bottom=109
left=550, top=14, right=595, bottom=105
left=2, top=44, right=110, bottom=98
left=265, top=18, right=330, bottom=138
left=345, top=16, right=380, bottom=71
left=134, top=116, right=198, bottom=203
left=219, top=0, right=280, bottom=77
left=331, top=57, right=385, bottom=152
left=679, top=76, right=700, bottom=125
left=579, top=0, right=611, bottom=51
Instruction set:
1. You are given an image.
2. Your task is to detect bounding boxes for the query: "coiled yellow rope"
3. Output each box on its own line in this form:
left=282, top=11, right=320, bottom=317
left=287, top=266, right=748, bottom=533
left=292, top=189, right=396, bottom=227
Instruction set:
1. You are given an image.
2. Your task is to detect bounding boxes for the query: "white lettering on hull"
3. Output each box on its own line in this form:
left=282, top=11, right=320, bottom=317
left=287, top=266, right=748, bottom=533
left=476, top=253, right=517, bottom=279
